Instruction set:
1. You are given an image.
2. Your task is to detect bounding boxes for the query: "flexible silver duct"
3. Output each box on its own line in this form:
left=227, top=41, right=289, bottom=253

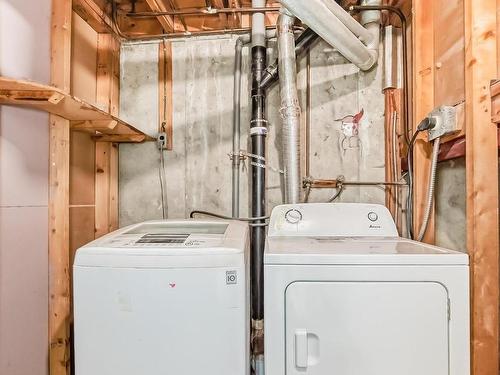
left=278, top=9, right=302, bottom=204
left=280, top=0, right=379, bottom=70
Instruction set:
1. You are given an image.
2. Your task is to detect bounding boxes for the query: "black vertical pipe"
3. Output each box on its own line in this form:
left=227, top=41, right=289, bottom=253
left=250, top=44, right=267, bottom=321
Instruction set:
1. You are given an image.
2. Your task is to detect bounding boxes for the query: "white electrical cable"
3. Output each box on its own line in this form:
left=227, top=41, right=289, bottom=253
left=158, top=148, right=168, bottom=220
left=416, top=136, right=441, bottom=241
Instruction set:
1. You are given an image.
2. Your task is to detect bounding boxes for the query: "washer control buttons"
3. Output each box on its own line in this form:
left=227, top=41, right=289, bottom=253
left=285, top=209, right=303, bottom=224
left=368, top=212, right=378, bottom=222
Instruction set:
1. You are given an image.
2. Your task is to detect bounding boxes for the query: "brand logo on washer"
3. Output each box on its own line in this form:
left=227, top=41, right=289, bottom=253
left=226, top=270, right=237, bottom=285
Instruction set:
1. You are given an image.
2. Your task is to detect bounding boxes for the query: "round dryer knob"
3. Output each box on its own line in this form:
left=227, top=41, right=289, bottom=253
left=368, top=211, right=378, bottom=222
left=285, top=209, right=302, bottom=224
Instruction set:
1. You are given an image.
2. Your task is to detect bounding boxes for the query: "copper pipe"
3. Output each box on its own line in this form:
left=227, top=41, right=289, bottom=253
left=350, top=4, right=410, bottom=145
left=306, top=179, right=341, bottom=189
left=126, top=7, right=281, bottom=18
left=304, top=178, right=407, bottom=189
left=120, top=26, right=279, bottom=41
left=305, top=50, right=312, bottom=178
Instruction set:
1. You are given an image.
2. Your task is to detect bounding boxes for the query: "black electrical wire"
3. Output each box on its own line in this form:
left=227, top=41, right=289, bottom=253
left=190, top=210, right=269, bottom=227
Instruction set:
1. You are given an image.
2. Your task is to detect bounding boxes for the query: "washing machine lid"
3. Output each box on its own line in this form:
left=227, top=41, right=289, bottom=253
left=265, top=237, right=468, bottom=265
left=74, top=220, right=248, bottom=268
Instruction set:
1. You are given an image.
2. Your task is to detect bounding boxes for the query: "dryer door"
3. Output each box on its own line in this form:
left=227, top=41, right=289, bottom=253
left=285, top=281, right=449, bottom=375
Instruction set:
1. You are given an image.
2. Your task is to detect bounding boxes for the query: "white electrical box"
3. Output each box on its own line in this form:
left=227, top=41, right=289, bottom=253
left=74, top=220, right=250, bottom=375
left=265, top=203, right=470, bottom=375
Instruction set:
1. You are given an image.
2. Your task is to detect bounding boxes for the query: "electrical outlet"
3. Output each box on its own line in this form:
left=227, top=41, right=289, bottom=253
left=157, top=132, right=167, bottom=150
left=427, top=106, right=459, bottom=141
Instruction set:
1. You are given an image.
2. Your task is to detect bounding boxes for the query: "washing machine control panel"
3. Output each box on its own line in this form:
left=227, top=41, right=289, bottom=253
left=268, top=203, right=398, bottom=237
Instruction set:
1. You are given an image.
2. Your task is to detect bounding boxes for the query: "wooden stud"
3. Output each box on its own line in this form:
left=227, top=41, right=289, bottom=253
left=464, top=0, right=499, bottom=374
left=412, top=0, right=435, bottom=243
left=94, top=142, right=111, bottom=238
left=49, top=1, right=72, bottom=374
left=109, top=143, right=119, bottom=232
left=110, top=36, right=120, bottom=117
left=94, top=141, right=119, bottom=236
left=95, top=33, right=120, bottom=116
left=96, top=33, right=114, bottom=112
left=158, top=41, right=173, bottom=150
left=49, top=116, right=71, bottom=375
left=51, top=0, right=72, bottom=93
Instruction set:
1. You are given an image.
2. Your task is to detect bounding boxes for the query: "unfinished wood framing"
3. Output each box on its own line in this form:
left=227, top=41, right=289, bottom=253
left=144, top=0, right=176, bottom=32
left=464, top=0, right=499, bottom=374
left=412, top=0, right=435, bottom=244
left=72, top=0, right=115, bottom=34
left=49, top=1, right=72, bottom=374
left=95, top=142, right=113, bottom=238
left=96, top=33, right=120, bottom=116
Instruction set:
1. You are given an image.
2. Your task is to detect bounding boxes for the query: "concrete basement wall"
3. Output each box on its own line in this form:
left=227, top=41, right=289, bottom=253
left=435, top=158, right=467, bottom=252
left=119, top=35, right=386, bottom=226
left=0, top=1, right=51, bottom=374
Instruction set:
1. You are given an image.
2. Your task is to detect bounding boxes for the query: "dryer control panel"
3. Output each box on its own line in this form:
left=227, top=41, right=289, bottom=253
left=268, top=203, right=398, bottom=237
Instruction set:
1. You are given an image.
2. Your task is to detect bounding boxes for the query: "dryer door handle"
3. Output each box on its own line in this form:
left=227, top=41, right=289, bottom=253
left=295, top=329, right=309, bottom=368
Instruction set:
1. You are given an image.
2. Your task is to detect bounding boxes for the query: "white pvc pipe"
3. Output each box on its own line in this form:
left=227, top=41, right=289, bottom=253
left=252, top=0, right=266, bottom=47
left=280, top=0, right=379, bottom=70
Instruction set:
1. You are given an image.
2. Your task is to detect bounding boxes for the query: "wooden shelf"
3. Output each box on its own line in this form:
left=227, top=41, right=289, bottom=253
left=0, top=77, right=153, bottom=142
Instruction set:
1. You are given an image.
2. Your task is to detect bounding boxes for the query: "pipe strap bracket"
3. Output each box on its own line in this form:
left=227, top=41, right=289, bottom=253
left=280, top=104, right=301, bottom=119
left=239, top=150, right=284, bottom=174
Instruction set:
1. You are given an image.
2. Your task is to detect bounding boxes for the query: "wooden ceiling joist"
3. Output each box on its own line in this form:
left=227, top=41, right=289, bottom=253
left=73, top=0, right=115, bottom=34
left=144, top=0, right=176, bottom=32
left=212, top=0, right=229, bottom=29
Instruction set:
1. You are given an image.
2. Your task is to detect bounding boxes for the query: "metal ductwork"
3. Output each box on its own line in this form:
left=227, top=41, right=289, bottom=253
left=278, top=10, right=302, bottom=204
left=280, top=0, right=381, bottom=71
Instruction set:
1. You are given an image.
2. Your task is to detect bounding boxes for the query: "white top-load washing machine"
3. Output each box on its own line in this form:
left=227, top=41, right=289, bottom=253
left=73, top=220, right=249, bottom=375
left=265, top=203, right=469, bottom=375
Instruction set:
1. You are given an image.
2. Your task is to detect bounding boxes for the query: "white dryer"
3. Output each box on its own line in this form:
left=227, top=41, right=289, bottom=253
left=264, top=203, right=469, bottom=375
left=74, top=220, right=249, bottom=375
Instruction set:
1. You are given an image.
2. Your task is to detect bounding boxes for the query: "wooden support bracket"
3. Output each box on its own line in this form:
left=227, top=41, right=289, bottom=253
left=71, top=119, right=118, bottom=132
left=92, top=134, right=146, bottom=143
